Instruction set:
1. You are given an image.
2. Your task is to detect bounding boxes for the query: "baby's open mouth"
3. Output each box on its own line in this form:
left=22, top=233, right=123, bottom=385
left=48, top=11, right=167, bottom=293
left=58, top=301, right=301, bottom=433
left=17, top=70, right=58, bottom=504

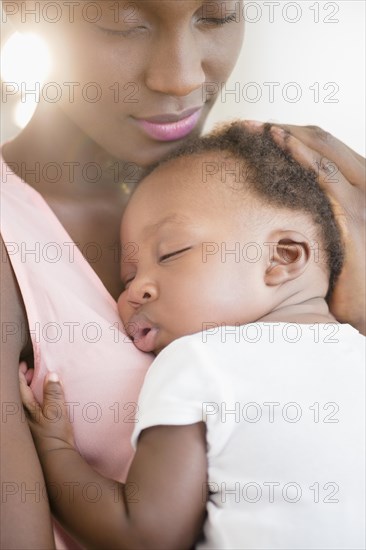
left=127, top=319, right=159, bottom=354
left=131, top=326, right=152, bottom=341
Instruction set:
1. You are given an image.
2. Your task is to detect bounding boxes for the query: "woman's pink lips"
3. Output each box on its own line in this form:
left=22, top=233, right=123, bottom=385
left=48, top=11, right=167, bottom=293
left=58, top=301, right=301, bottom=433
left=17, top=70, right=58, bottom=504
left=134, top=108, right=202, bottom=142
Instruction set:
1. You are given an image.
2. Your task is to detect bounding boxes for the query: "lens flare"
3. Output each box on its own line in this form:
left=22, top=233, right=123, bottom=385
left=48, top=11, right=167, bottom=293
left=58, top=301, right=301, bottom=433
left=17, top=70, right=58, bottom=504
left=1, top=32, right=52, bottom=128
left=14, top=97, right=39, bottom=129
left=1, top=31, right=51, bottom=85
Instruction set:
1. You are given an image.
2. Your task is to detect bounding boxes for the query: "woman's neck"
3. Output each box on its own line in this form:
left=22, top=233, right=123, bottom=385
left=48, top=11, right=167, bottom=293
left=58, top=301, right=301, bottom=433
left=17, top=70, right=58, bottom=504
left=2, top=101, right=138, bottom=300
left=2, top=101, right=143, bottom=198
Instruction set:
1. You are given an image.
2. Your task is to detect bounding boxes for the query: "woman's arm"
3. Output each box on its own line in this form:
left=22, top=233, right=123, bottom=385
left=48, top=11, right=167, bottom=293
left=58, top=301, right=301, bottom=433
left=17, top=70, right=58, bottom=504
left=20, top=372, right=208, bottom=550
left=245, top=122, right=366, bottom=335
left=0, top=238, right=55, bottom=549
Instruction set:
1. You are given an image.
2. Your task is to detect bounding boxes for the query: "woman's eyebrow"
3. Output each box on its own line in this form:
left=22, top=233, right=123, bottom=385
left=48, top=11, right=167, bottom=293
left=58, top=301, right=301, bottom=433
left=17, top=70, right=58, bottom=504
left=123, top=0, right=228, bottom=17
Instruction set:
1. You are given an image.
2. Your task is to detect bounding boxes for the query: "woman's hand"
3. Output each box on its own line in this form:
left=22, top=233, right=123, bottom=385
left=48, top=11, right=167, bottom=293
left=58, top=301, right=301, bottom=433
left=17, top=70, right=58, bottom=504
left=245, top=122, right=366, bottom=334
left=19, top=365, right=76, bottom=457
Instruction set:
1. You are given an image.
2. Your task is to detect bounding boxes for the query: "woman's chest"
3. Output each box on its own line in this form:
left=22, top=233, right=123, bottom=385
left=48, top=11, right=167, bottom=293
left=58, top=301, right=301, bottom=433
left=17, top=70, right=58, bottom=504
left=45, top=195, right=127, bottom=299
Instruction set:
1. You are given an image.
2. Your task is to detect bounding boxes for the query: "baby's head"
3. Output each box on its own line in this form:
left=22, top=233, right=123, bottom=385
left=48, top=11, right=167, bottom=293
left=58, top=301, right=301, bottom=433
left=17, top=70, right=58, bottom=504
left=118, top=123, right=343, bottom=354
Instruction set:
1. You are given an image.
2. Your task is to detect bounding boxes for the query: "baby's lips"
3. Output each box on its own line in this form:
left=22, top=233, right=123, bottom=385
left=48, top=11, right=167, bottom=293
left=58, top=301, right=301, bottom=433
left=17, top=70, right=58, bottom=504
left=133, top=326, right=159, bottom=354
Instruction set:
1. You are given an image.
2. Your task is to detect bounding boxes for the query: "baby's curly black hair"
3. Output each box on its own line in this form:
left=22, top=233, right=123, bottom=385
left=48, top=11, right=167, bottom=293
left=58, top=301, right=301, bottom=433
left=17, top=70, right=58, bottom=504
left=146, top=122, right=344, bottom=298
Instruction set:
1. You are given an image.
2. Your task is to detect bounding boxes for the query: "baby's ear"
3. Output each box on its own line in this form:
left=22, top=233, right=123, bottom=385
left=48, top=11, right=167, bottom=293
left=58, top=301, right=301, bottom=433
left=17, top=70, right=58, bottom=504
left=264, top=231, right=311, bottom=287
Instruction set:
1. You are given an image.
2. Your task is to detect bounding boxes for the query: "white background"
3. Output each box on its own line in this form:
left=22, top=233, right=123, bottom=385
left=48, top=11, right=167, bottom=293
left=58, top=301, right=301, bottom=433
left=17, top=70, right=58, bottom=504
left=206, top=0, right=365, bottom=155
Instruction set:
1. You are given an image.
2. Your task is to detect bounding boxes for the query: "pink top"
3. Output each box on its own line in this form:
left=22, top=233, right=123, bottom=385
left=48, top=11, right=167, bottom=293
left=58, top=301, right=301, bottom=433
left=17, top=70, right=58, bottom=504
left=0, top=153, right=153, bottom=548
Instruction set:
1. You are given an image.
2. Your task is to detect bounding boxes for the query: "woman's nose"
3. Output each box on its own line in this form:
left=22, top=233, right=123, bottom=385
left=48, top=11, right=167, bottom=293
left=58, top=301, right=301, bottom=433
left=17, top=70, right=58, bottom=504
left=144, top=31, right=205, bottom=97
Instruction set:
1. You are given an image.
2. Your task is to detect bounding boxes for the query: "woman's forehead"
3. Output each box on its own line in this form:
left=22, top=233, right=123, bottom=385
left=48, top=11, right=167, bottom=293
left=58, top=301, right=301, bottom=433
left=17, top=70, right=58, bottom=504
left=97, top=0, right=237, bottom=17
left=18, top=0, right=238, bottom=24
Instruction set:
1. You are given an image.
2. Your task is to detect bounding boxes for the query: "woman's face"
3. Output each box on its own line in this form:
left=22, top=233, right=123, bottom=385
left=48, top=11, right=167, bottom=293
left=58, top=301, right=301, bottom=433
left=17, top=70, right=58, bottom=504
left=40, top=0, right=245, bottom=165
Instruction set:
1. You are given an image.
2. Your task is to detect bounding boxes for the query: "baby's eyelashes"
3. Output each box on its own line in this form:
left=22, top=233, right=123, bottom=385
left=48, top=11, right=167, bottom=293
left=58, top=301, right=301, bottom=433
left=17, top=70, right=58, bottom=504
left=123, top=277, right=135, bottom=290
left=159, top=247, right=192, bottom=262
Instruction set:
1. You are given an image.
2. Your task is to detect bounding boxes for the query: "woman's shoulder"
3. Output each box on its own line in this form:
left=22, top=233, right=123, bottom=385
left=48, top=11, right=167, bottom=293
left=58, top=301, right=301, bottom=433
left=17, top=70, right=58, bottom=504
left=0, top=235, right=29, bottom=361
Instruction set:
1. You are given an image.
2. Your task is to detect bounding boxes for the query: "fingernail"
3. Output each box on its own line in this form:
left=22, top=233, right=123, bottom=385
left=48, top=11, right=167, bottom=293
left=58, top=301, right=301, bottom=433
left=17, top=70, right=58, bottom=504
left=244, top=120, right=263, bottom=128
left=48, top=372, right=59, bottom=382
left=271, top=126, right=286, bottom=136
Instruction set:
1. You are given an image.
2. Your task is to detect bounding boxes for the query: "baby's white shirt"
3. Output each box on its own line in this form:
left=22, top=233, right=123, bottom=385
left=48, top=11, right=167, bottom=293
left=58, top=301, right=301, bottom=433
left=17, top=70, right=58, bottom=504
left=132, top=323, right=365, bottom=549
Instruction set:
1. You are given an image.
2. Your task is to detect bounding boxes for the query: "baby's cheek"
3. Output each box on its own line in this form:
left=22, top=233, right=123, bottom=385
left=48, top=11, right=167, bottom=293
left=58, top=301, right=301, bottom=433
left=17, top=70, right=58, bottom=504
left=117, top=292, right=129, bottom=325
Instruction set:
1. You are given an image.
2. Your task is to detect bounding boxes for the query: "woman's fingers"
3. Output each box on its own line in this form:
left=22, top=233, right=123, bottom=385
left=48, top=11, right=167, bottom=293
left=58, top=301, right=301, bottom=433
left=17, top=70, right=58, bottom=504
left=270, top=127, right=365, bottom=248
left=243, top=120, right=365, bottom=185
left=270, top=125, right=365, bottom=333
left=243, top=120, right=365, bottom=333
left=270, top=127, right=352, bottom=216
left=271, top=123, right=365, bottom=185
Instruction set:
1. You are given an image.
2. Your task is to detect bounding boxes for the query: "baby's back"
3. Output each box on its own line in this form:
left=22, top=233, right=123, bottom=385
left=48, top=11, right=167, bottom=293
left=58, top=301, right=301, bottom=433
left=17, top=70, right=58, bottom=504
left=201, top=323, right=364, bottom=549
left=137, top=323, right=365, bottom=549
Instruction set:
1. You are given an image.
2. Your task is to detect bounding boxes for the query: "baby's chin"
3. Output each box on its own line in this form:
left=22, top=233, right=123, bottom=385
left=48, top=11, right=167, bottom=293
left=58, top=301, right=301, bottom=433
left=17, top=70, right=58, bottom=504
left=153, top=338, right=171, bottom=356
left=152, top=331, right=183, bottom=355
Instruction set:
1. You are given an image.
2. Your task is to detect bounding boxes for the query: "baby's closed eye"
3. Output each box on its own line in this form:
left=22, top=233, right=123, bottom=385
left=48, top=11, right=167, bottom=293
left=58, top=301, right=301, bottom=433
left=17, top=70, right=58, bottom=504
left=159, top=247, right=192, bottom=262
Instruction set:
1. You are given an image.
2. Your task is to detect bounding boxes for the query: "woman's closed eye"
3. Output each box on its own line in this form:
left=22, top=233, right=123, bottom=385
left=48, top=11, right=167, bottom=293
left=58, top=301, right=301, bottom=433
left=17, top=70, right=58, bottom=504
left=197, top=13, right=238, bottom=27
left=159, top=247, right=191, bottom=262
left=96, top=26, right=147, bottom=37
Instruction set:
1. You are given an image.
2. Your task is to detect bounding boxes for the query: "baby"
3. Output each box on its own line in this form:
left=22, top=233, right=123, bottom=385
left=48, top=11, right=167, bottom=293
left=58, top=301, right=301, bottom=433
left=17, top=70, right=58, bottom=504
left=20, top=124, right=365, bottom=550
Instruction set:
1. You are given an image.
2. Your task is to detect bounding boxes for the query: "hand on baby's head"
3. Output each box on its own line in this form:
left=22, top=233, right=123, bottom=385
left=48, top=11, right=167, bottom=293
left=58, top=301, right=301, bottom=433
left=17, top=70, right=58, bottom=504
left=118, top=123, right=343, bottom=354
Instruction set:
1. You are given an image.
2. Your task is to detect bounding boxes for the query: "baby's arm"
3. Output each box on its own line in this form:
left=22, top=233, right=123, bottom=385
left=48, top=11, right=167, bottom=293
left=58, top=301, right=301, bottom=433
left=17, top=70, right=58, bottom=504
left=19, top=371, right=207, bottom=550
